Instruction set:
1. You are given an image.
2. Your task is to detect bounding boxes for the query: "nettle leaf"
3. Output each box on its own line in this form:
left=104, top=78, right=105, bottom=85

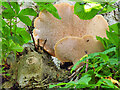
left=18, top=15, right=32, bottom=26
left=19, top=8, right=37, bottom=16
left=10, top=2, right=20, bottom=14
left=37, top=2, right=61, bottom=19
left=74, top=2, right=103, bottom=20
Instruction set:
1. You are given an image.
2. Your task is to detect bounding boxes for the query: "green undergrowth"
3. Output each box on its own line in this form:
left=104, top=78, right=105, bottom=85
left=1, top=0, right=120, bottom=89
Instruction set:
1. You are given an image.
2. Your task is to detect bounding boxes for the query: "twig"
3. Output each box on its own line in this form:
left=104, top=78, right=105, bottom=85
left=97, top=4, right=107, bottom=14
left=37, top=39, right=40, bottom=50
left=68, top=66, right=83, bottom=80
left=42, top=39, right=47, bottom=50
left=14, top=17, right=17, bottom=35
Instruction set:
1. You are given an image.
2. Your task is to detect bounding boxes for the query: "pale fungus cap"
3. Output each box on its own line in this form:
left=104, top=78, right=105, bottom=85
left=54, top=35, right=105, bottom=65
left=33, top=3, right=109, bottom=56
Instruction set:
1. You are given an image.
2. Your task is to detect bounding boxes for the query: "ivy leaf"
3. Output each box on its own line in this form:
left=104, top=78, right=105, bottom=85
left=37, top=2, right=61, bottom=19
left=74, top=2, right=103, bottom=20
left=19, top=8, right=37, bottom=16
left=10, top=2, right=20, bottom=14
left=18, top=15, right=32, bottom=26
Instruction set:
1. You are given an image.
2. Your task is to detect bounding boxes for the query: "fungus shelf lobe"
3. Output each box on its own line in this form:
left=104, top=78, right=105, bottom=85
left=54, top=35, right=105, bottom=66
left=33, top=3, right=108, bottom=56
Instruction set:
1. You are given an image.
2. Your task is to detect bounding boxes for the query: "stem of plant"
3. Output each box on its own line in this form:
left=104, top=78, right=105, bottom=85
left=97, top=4, right=107, bottom=14
left=27, top=26, right=37, bottom=50
left=85, top=59, right=88, bottom=73
left=85, top=51, right=88, bottom=73
left=10, top=19, right=12, bottom=36
left=15, top=17, right=17, bottom=35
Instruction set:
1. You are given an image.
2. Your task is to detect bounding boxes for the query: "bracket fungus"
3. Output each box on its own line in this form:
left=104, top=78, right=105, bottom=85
left=33, top=3, right=109, bottom=66
left=54, top=35, right=104, bottom=66
left=33, top=3, right=108, bottom=56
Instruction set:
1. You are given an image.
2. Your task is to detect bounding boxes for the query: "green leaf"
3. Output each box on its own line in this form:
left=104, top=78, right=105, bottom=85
left=2, top=2, right=11, bottom=8
left=37, top=2, right=61, bottom=19
left=11, top=44, right=24, bottom=52
left=77, top=74, right=91, bottom=85
left=9, top=40, right=24, bottom=52
left=96, top=36, right=107, bottom=49
left=2, top=26, right=10, bottom=36
left=49, top=83, right=68, bottom=88
left=102, top=79, right=115, bottom=88
left=100, top=4, right=116, bottom=14
left=99, top=53, right=109, bottom=62
left=10, top=2, right=20, bottom=14
left=106, top=30, right=119, bottom=47
left=95, top=66, right=103, bottom=72
left=71, top=47, right=116, bottom=72
left=16, top=27, right=31, bottom=43
left=96, top=79, right=105, bottom=86
left=5, top=73, right=10, bottom=76
left=74, top=2, right=103, bottom=20
left=2, top=2, right=16, bottom=19
left=2, top=8, right=15, bottom=19
left=18, top=15, right=32, bottom=26
left=19, top=8, right=37, bottom=16
left=10, top=35, right=25, bottom=45
left=71, top=54, right=88, bottom=73
left=109, top=58, right=118, bottom=65
left=2, top=19, right=9, bottom=27
left=109, top=23, right=120, bottom=35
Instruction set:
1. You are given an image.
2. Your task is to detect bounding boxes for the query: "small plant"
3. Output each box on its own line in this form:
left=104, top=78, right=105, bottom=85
left=49, top=1, right=120, bottom=89
left=1, top=1, right=61, bottom=81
